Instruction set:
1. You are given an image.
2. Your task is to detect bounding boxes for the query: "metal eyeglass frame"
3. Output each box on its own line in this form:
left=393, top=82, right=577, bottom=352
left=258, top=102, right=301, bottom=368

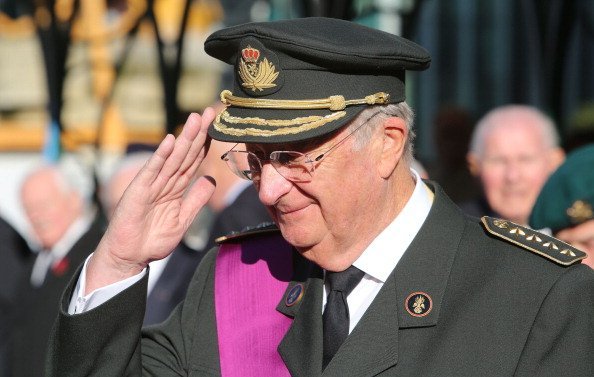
left=220, top=118, right=372, bottom=183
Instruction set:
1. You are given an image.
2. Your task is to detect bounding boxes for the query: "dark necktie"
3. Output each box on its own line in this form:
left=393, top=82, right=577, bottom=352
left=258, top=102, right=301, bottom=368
left=322, top=265, right=365, bottom=369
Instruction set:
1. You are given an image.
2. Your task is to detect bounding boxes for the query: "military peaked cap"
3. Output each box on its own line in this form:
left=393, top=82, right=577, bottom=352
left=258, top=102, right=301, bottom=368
left=530, top=143, right=594, bottom=232
left=204, top=17, right=431, bottom=144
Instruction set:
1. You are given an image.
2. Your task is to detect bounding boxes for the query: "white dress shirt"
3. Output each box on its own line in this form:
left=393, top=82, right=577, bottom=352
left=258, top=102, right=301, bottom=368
left=323, top=169, right=434, bottom=333
left=69, top=255, right=170, bottom=314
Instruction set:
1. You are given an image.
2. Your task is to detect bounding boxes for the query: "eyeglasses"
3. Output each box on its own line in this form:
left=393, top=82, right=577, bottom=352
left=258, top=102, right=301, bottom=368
left=220, top=119, right=371, bottom=183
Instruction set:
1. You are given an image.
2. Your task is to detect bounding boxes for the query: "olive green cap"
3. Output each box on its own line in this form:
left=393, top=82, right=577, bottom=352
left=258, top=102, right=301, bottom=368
left=530, top=144, right=594, bottom=232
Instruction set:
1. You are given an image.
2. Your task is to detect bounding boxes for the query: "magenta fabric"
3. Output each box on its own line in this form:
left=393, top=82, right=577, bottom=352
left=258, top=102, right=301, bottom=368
left=215, top=234, right=293, bottom=376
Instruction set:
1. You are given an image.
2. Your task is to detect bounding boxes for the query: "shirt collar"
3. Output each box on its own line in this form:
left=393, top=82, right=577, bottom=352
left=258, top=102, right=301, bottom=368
left=353, top=169, right=433, bottom=283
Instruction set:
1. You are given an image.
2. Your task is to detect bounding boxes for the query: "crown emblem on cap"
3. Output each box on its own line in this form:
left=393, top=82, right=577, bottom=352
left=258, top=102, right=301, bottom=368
left=239, top=45, right=279, bottom=92
left=567, top=200, right=593, bottom=224
left=242, top=46, right=260, bottom=63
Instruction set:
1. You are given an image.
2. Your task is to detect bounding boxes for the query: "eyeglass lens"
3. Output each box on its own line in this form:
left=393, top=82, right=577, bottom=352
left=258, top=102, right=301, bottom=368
left=223, top=150, right=314, bottom=182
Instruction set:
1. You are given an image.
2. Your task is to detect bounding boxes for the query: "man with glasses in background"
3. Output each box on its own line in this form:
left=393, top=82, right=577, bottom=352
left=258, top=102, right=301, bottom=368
left=47, top=18, right=593, bottom=377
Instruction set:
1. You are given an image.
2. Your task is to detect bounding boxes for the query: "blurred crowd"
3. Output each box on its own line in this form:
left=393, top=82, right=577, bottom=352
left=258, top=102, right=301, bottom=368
left=1, top=1, right=594, bottom=376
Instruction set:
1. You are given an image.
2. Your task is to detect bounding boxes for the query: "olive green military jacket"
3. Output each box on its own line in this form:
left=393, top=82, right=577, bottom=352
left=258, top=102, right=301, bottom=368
left=46, top=183, right=594, bottom=377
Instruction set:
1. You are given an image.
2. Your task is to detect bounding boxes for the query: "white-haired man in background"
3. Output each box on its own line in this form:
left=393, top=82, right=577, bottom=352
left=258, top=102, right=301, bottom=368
left=12, top=164, right=103, bottom=377
left=465, top=104, right=565, bottom=225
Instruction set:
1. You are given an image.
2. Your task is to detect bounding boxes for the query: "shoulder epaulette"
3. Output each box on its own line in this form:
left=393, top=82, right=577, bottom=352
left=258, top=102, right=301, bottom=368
left=481, top=216, right=586, bottom=266
left=215, top=222, right=280, bottom=244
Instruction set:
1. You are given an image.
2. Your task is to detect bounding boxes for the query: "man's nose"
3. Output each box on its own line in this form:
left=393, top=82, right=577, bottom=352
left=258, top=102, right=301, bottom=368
left=503, top=160, right=523, bottom=182
left=257, top=163, right=292, bottom=206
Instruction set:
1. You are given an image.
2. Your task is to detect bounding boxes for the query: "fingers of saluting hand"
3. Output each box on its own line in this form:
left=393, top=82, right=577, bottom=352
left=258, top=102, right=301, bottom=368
left=141, top=109, right=216, bottom=194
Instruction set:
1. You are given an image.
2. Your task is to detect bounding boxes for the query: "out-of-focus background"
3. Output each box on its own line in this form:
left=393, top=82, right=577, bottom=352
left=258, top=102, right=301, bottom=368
left=1, top=0, right=593, bottom=238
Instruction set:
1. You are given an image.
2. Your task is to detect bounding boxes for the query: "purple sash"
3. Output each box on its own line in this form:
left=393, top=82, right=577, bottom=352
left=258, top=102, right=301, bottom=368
left=215, top=234, right=293, bottom=376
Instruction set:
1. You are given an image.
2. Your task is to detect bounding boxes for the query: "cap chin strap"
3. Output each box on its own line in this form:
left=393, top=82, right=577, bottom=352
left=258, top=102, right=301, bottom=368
left=220, top=90, right=390, bottom=111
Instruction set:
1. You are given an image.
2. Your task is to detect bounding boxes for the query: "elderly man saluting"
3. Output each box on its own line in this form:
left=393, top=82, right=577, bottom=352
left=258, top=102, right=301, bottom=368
left=47, top=18, right=594, bottom=377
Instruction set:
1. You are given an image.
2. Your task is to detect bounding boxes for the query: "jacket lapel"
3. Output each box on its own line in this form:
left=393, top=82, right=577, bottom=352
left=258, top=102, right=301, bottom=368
left=277, top=254, right=324, bottom=377
left=393, top=182, right=465, bottom=329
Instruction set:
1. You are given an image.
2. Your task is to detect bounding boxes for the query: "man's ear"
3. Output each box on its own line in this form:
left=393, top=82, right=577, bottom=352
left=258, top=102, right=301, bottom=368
left=467, top=152, right=480, bottom=176
left=378, top=117, right=407, bottom=178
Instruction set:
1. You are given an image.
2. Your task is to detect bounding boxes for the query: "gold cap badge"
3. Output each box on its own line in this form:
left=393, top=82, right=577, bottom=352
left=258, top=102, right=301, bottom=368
left=566, top=200, right=593, bottom=225
left=239, top=45, right=279, bottom=92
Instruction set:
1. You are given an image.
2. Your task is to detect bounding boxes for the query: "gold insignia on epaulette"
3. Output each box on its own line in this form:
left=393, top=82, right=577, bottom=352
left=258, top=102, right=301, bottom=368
left=526, top=234, right=542, bottom=242
left=493, top=219, right=509, bottom=228
left=215, top=222, right=279, bottom=244
left=481, top=216, right=587, bottom=266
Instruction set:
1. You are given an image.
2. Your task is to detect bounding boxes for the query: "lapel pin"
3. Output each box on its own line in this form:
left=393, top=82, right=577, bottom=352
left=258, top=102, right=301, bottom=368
left=405, top=292, right=433, bottom=317
left=285, top=283, right=304, bottom=307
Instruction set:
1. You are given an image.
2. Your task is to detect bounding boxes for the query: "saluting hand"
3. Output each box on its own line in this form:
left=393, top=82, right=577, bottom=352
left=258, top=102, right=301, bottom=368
left=85, top=109, right=217, bottom=294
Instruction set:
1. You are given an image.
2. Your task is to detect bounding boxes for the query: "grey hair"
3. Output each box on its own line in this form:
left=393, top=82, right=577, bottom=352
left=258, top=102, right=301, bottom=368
left=469, top=105, right=560, bottom=157
left=347, top=102, right=416, bottom=163
left=23, top=163, right=85, bottom=199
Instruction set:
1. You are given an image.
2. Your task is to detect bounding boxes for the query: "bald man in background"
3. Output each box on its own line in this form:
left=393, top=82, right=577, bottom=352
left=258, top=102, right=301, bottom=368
left=464, top=105, right=565, bottom=225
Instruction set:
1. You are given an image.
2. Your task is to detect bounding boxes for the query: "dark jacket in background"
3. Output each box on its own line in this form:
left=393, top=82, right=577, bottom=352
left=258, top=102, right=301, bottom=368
left=12, top=216, right=103, bottom=377
left=459, top=195, right=499, bottom=220
left=143, top=242, right=205, bottom=326
left=0, top=216, right=31, bottom=377
left=205, top=184, right=272, bottom=251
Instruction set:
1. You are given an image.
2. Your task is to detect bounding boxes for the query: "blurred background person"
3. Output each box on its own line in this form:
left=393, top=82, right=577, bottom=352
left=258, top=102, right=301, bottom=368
left=12, top=164, right=103, bottom=377
left=530, top=143, right=594, bottom=268
left=198, top=138, right=272, bottom=250
left=463, top=105, right=565, bottom=225
left=101, top=150, right=212, bottom=326
left=0, top=213, right=31, bottom=377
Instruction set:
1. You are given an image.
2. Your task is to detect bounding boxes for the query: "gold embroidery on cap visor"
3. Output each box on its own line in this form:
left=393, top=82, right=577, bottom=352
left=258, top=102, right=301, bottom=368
left=213, top=110, right=347, bottom=137
left=213, top=90, right=391, bottom=137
